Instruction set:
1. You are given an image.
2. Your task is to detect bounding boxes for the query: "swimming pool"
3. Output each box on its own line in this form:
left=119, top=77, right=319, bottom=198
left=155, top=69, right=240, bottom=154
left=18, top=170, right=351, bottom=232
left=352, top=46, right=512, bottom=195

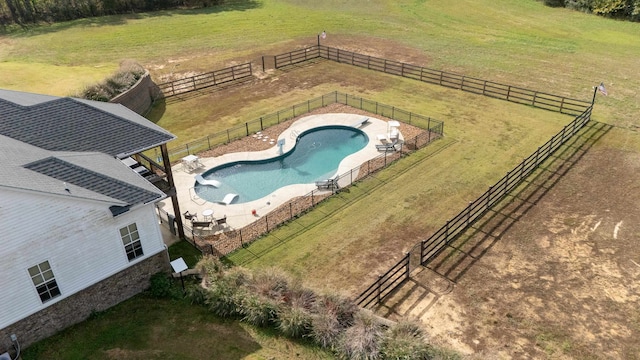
left=194, top=126, right=369, bottom=204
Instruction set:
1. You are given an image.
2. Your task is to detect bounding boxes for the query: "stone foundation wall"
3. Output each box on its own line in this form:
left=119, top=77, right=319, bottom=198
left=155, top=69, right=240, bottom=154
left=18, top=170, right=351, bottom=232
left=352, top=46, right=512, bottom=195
left=0, top=251, right=169, bottom=353
left=109, top=71, right=157, bottom=115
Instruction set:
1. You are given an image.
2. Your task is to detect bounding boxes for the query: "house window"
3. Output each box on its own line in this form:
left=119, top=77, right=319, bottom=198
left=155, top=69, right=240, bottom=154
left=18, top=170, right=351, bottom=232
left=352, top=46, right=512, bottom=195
left=120, top=223, right=143, bottom=261
left=28, top=261, right=61, bottom=303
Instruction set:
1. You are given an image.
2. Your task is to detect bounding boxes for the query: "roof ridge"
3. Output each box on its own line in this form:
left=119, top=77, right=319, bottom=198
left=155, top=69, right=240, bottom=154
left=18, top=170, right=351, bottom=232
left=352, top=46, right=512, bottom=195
left=24, top=156, right=162, bottom=206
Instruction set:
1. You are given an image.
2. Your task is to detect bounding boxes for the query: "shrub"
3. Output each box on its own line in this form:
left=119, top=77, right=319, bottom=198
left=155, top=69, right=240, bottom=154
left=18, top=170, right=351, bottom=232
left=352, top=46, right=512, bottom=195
left=197, top=255, right=227, bottom=284
left=79, top=59, right=146, bottom=102
left=315, top=292, right=358, bottom=329
left=148, top=272, right=182, bottom=299
left=204, top=277, right=243, bottom=318
left=310, top=309, right=342, bottom=349
left=248, top=267, right=291, bottom=302
left=239, top=293, right=279, bottom=327
left=277, top=304, right=313, bottom=339
left=338, top=311, right=384, bottom=360
left=380, top=320, right=434, bottom=360
left=543, top=0, right=565, bottom=7
left=185, top=284, right=208, bottom=306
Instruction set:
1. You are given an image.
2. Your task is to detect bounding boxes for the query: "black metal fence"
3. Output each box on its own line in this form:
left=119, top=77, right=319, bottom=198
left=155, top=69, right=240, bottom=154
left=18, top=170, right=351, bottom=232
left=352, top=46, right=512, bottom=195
left=155, top=63, right=252, bottom=99
left=355, top=104, right=593, bottom=308
left=166, top=91, right=443, bottom=162
left=160, top=128, right=440, bottom=257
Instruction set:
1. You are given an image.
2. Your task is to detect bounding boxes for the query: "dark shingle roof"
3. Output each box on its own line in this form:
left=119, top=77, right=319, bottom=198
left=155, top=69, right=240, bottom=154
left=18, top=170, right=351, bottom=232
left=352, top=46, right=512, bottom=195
left=25, top=157, right=163, bottom=214
left=0, top=96, right=173, bottom=157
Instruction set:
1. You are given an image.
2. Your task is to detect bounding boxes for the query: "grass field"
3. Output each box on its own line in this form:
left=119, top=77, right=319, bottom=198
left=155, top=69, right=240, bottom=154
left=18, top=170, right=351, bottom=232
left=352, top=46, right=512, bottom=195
left=3, top=0, right=640, bottom=358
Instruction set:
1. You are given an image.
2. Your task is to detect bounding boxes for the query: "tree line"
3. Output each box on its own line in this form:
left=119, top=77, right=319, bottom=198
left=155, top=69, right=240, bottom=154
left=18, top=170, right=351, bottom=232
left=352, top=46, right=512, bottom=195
left=0, top=0, right=224, bottom=28
left=543, top=0, right=640, bottom=21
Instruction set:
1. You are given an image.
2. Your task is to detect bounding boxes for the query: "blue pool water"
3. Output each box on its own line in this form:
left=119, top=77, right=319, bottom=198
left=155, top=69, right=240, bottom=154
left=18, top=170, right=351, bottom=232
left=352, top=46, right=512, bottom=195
left=194, top=126, right=369, bottom=204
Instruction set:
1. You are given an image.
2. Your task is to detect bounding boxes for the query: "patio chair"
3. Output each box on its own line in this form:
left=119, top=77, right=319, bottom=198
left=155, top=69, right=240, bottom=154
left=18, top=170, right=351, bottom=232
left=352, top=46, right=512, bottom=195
left=375, top=139, right=399, bottom=152
left=191, top=221, right=212, bottom=229
left=215, top=216, right=230, bottom=230
left=315, top=179, right=338, bottom=191
left=218, top=193, right=239, bottom=205
left=183, top=211, right=197, bottom=221
left=195, top=174, right=221, bottom=187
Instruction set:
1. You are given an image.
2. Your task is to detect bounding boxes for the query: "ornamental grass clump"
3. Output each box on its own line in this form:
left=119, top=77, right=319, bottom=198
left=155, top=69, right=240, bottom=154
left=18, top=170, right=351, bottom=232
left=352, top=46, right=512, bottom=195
left=379, top=320, right=434, bottom=360
left=80, top=60, right=146, bottom=101
left=310, top=292, right=358, bottom=349
left=339, top=310, right=385, bottom=360
left=192, top=256, right=440, bottom=359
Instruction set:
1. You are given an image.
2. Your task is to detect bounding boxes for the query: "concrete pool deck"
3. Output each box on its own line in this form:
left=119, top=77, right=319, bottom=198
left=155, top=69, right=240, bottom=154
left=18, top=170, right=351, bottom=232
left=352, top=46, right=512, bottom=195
left=159, top=113, right=403, bottom=231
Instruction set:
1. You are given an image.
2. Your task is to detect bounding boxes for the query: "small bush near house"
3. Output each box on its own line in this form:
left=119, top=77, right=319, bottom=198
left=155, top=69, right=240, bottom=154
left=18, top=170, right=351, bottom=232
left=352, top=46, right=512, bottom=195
left=149, top=272, right=183, bottom=299
left=80, top=60, right=146, bottom=101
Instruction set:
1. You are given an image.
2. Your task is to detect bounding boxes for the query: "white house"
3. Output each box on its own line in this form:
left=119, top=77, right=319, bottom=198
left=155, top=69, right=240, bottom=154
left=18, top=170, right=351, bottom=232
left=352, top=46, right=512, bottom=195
left=0, top=89, right=180, bottom=354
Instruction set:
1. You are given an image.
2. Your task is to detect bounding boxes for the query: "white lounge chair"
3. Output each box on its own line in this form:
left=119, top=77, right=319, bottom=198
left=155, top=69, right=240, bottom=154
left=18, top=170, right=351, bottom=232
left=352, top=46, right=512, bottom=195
left=195, top=174, right=221, bottom=188
left=218, top=193, right=239, bottom=205
left=375, top=139, right=399, bottom=152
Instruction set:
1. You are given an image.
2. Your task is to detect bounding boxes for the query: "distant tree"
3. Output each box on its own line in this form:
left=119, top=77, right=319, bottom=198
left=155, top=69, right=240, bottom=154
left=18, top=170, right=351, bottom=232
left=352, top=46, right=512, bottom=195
left=543, top=0, right=640, bottom=21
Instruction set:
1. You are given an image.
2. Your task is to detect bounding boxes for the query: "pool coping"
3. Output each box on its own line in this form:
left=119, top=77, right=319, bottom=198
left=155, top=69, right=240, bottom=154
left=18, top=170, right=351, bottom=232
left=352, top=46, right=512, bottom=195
left=160, top=113, right=403, bottom=231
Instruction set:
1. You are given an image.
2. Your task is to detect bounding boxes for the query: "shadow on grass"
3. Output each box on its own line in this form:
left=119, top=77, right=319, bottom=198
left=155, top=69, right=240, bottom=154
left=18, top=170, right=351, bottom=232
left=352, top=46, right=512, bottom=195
left=376, top=120, right=612, bottom=317
left=428, top=120, right=613, bottom=282
left=21, top=295, right=262, bottom=360
left=2, top=0, right=261, bottom=37
left=223, top=138, right=458, bottom=266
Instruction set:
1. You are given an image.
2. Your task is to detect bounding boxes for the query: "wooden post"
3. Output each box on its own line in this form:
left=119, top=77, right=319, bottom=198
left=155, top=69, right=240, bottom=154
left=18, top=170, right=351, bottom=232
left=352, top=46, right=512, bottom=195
left=160, top=144, right=185, bottom=240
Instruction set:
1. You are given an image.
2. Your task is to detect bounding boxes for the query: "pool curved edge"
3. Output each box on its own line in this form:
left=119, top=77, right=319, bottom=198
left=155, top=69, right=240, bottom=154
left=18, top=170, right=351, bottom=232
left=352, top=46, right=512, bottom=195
left=170, top=113, right=400, bottom=230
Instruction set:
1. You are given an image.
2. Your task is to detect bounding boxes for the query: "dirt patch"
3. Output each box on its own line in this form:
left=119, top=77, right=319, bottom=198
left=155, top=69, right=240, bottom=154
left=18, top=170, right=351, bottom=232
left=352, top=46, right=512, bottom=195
left=380, top=126, right=640, bottom=359
left=152, top=37, right=638, bottom=358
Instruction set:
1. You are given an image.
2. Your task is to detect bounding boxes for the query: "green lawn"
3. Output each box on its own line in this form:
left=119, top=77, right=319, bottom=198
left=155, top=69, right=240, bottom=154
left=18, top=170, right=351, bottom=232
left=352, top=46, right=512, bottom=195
left=21, top=294, right=334, bottom=360
left=3, top=0, right=640, bottom=358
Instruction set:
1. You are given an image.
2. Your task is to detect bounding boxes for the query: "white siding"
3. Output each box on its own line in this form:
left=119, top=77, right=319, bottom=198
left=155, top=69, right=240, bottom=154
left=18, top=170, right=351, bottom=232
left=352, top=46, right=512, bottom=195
left=0, top=188, right=166, bottom=329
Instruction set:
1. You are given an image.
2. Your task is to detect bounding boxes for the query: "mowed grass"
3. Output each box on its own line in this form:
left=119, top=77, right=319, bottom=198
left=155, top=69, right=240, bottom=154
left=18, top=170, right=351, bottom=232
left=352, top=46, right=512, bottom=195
left=3, top=0, right=640, bottom=358
left=22, top=295, right=334, bottom=360
left=1, top=0, right=639, bottom=131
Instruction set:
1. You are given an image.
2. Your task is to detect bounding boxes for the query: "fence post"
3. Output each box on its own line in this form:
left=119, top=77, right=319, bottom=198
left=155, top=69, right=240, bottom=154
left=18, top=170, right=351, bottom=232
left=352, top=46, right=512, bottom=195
left=482, top=81, right=487, bottom=95
left=245, top=122, right=249, bottom=137
left=445, top=220, right=450, bottom=240
left=460, top=76, right=465, bottom=90
left=265, top=215, right=269, bottom=232
left=289, top=203, right=293, bottom=219
left=560, top=97, right=565, bottom=113
left=185, top=144, right=190, bottom=155
left=260, top=117, right=264, bottom=131
left=486, top=186, right=493, bottom=208
left=405, top=253, right=410, bottom=280
left=207, top=136, right=211, bottom=150
left=507, top=86, right=511, bottom=101
left=226, top=129, right=231, bottom=143
left=377, top=275, right=383, bottom=304
left=532, top=92, right=537, bottom=107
